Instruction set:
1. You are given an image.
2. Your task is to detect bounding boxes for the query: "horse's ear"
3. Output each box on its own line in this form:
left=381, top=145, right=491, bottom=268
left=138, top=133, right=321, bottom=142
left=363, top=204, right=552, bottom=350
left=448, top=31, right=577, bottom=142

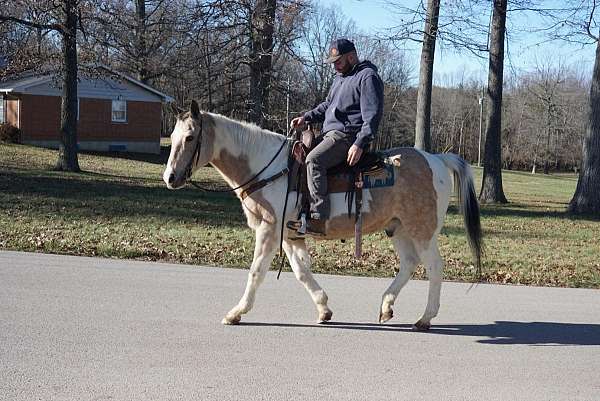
left=190, top=100, right=200, bottom=120
left=170, top=102, right=183, bottom=118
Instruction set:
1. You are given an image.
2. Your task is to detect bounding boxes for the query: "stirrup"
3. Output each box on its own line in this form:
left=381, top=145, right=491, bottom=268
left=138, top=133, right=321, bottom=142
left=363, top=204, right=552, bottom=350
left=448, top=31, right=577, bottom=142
left=286, top=213, right=308, bottom=233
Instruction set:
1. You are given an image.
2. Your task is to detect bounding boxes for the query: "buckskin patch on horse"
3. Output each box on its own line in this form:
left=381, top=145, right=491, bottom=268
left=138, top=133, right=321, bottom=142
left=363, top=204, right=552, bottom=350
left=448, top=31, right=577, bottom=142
left=325, top=148, right=437, bottom=242
left=163, top=100, right=483, bottom=329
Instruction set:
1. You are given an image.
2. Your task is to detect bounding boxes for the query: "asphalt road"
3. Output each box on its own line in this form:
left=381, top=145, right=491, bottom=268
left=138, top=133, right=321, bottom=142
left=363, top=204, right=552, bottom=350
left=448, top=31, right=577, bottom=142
left=1, top=251, right=599, bottom=401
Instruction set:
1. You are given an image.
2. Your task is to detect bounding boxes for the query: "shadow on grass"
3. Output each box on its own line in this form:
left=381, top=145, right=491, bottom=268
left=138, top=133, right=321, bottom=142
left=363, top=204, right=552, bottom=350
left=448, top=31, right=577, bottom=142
left=0, top=168, right=245, bottom=226
left=80, top=145, right=171, bottom=165
left=447, top=203, right=600, bottom=222
left=240, top=320, right=600, bottom=346
left=441, top=224, right=563, bottom=240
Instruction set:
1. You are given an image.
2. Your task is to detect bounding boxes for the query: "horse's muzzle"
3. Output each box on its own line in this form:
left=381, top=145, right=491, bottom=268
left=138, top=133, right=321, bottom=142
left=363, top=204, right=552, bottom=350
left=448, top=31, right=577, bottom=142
left=163, top=169, right=185, bottom=189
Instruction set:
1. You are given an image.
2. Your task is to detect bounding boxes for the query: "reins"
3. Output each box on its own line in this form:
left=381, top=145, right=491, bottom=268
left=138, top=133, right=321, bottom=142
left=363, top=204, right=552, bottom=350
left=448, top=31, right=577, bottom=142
left=184, top=123, right=296, bottom=279
left=185, top=121, right=290, bottom=194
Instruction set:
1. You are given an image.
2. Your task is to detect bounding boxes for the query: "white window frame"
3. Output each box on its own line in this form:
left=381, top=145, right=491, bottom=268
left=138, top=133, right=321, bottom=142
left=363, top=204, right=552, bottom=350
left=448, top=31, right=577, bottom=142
left=0, top=97, right=5, bottom=124
left=111, top=99, right=127, bottom=123
left=77, top=98, right=80, bottom=121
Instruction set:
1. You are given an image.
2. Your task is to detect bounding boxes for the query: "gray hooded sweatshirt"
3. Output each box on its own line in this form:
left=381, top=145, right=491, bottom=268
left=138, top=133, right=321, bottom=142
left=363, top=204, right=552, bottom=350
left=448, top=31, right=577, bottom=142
left=303, top=60, right=384, bottom=149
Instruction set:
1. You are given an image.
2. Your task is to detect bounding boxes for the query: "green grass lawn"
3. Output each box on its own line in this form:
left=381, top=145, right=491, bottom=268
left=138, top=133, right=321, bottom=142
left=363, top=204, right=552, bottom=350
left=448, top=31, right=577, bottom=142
left=1, top=142, right=599, bottom=288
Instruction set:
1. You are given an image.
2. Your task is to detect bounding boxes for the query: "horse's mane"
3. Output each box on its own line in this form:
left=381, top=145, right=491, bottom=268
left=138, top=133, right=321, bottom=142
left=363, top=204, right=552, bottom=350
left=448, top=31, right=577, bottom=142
left=206, top=112, right=285, bottom=151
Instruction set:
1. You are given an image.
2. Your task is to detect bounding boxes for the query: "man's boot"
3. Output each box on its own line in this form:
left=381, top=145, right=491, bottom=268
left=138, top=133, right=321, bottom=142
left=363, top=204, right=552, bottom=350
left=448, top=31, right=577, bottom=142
left=286, top=218, right=327, bottom=237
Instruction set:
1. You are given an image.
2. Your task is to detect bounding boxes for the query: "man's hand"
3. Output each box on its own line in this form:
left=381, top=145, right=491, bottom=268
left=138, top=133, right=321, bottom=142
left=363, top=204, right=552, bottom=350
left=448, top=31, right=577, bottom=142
left=290, top=116, right=305, bottom=128
left=347, top=144, right=363, bottom=166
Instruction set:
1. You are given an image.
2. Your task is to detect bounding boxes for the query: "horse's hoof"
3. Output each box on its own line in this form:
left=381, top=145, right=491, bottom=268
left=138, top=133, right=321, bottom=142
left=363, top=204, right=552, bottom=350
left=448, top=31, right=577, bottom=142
left=318, top=309, right=333, bottom=323
left=379, top=310, right=393, bottom=323
left=222, top=315, right=241, bottom=325
left=412, top=320, right=431, bottom=331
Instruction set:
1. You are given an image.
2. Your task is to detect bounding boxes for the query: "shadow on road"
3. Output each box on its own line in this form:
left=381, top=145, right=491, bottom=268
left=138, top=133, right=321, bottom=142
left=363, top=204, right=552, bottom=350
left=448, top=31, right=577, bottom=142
left=240, top=320, right=600, bottom=346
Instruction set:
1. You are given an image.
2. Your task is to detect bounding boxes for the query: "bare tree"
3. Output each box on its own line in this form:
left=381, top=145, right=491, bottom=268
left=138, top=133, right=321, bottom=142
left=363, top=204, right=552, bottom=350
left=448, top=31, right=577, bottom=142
left=570, top=38, right=600, bottom=214
left=87, top=0, right=187, bottom=85
left=479, top=0, right=508, bottom=203
left=297, top=4, right=355, bottom=108
left=1, top=0, right=83, bottom=172
left=547, top=2, right=600, bottom=214
left=520, top=59, right=574, bottom=174
left=429, top=74, right=480, bottom=159
left=414, top=0, right=440, bottom=151
left=248, top=0, right=277, bottom=126
left=385, top=0, right=491, bottom=150
left=527, top=0, right=600, bottom=214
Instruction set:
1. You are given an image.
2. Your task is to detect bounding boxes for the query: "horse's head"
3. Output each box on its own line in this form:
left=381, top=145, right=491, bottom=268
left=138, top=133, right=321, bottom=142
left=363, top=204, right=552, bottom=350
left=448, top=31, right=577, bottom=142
left=163, top=100, right=210, bottom=189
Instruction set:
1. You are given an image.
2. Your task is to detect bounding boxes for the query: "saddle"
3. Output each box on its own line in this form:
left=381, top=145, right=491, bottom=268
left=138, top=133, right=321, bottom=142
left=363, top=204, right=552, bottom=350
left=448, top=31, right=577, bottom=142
left=289, top=127, right=388, bottom=258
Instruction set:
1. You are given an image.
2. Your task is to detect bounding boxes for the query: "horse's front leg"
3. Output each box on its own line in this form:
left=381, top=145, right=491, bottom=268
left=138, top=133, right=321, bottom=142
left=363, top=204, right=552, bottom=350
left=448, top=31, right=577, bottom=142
left=222, top=222, right=278, bottom=325
left=283, top=238, right=332, bottom=323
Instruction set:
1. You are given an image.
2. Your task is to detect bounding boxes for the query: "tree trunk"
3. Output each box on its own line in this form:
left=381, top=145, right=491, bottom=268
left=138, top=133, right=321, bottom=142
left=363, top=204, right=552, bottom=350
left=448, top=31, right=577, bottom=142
left=543, top=106, right=551, bottom=174
left=55, top=0, right=80, bottom=172
left=248, top=0, right=276, bottom=127
left=414, top=0, right=440, bottom=152
left=568, top=38, right=600, bottom=215
left=203, top=29, right=214, bottom=112
left=479, top=0, right=507, bottom=204
left=135, top=0, right=149, bottom=84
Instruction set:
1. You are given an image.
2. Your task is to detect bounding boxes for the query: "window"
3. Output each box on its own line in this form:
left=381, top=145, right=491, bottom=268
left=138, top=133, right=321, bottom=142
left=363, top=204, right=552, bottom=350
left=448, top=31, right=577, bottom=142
left=77, top=98, right=80, bottom=121
left=0, top=97, right=4, bottom=124
left=111, top=99, right=126, bottom=122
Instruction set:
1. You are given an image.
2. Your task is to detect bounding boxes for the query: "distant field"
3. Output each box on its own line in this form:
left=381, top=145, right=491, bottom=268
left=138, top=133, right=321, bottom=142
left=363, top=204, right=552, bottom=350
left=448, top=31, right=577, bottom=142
left=1, top=142, right=599, bottom=288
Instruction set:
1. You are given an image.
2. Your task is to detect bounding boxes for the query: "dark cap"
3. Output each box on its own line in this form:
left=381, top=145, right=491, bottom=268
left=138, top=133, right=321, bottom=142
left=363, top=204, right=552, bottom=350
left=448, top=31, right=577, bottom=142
left=324, top=38, right=356, bottom=63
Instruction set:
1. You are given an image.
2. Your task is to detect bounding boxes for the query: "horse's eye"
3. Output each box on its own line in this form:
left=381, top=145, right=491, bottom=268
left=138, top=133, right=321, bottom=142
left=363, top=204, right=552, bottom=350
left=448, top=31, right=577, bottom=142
left=185, top=136, right=194, bottom=142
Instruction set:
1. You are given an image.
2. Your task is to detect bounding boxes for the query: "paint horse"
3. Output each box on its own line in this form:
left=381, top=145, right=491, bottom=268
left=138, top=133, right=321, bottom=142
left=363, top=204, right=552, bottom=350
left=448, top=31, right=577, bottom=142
left=163, top=101, right=483, bottom=330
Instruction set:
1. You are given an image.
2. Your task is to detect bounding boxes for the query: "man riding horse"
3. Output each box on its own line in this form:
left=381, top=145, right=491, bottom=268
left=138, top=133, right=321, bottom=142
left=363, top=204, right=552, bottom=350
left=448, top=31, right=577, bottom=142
left=288, top=38, right=384, bottom=236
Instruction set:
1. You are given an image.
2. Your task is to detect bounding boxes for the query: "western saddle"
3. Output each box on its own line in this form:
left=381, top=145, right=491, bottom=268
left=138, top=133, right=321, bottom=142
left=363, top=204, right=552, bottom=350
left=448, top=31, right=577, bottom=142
left=288, top=126, right=387, bottom=258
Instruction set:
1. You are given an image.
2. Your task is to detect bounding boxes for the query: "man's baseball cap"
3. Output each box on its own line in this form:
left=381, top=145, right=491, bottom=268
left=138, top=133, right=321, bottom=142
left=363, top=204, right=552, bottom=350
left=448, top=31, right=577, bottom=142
left=324, top=38, right=356, bottom=63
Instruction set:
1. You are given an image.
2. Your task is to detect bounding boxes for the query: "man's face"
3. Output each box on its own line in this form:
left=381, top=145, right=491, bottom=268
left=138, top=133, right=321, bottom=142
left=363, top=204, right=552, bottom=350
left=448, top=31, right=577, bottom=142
left=333, top=53, right=352, bottom=74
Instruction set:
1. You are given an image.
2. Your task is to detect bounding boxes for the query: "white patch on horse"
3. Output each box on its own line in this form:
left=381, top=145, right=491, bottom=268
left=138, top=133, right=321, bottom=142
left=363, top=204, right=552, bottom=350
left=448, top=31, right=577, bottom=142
left=328, top=190, right=373, bottom=219
left=163, top=105, right=483, bottom=328
left=417, top=149, right=453, bottom=236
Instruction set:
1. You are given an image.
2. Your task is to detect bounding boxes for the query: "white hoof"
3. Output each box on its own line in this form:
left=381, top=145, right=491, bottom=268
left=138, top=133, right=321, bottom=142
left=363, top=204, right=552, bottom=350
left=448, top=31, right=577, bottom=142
left=379, top=309, right=393, bottom=323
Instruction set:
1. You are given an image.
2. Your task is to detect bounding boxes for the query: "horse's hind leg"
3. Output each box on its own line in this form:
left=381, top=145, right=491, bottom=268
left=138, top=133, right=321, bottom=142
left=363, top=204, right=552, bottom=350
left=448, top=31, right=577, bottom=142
left=283, top=238, right=332, bottom=323
left=413, top=238, right=443, bottom=331
left=379, top=233, right=419, bottom=323
left=222, top=223, right=278, bottom=325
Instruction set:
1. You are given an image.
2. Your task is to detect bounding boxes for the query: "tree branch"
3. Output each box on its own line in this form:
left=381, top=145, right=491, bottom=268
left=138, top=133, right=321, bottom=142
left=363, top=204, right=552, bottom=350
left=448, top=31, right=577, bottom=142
left=0, top=15, right=63, bottom=33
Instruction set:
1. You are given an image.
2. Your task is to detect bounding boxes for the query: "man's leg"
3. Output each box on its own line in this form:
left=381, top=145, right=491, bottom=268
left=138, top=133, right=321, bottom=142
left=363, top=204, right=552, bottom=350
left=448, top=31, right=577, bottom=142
left=305, top=130, right=352, bottom=220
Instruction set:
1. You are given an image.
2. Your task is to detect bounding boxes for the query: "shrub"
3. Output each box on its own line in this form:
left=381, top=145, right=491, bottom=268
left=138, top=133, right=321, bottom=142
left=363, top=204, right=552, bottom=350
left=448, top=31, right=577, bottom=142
left=0, top=123, right=21, bottom=143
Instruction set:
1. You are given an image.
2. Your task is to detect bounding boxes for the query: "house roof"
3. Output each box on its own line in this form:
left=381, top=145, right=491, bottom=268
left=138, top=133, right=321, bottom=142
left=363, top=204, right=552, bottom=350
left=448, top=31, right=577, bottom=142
left=95, top=65, right=174, bottom=103
left=0, top=65, right=174, bottom=103
left=0, top=74, right=51, bottom=92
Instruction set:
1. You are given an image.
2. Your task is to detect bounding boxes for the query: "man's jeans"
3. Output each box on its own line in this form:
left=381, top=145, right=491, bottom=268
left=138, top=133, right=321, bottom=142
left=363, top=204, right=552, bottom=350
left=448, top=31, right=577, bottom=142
left=305, top=130, right=354, bottom=220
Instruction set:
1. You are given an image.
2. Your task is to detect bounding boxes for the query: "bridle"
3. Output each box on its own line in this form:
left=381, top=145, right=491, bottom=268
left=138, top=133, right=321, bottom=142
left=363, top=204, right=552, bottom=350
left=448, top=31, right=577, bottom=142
left=183, top=116, right=204, bottom=182
left=177, top=115, right=296, bottom=279
left=181, top=114, right=290, bottom=195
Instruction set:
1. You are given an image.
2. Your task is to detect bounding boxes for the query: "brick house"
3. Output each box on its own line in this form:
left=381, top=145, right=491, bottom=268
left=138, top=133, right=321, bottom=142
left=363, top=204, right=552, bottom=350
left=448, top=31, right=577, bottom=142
left=0, top=66, right=173, bottom=154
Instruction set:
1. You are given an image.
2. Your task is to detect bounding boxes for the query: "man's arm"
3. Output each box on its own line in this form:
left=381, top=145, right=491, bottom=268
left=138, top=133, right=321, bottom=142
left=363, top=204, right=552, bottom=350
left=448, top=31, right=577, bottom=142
left=303, top=98, right=330, bottom=124
left=354, top=74, right=384, bottom=149
left=291, top=98, right=330, bottom=128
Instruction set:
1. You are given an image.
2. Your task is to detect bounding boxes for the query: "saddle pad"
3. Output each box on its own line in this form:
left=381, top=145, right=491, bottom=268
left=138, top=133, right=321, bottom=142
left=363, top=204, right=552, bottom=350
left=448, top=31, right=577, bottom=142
left=328, top=163, right=395, bottom=193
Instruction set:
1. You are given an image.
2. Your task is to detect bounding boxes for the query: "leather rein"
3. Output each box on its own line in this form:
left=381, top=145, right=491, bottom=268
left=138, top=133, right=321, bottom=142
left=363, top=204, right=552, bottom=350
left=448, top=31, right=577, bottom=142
left=184, top=118, right=290, bottom=199
left=183, top=121, right=298, bottom=280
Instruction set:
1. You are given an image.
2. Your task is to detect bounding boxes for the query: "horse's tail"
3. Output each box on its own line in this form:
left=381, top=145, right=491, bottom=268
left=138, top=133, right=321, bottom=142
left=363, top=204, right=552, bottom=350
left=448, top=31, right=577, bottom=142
left=436, top=153, right=483, bottom=276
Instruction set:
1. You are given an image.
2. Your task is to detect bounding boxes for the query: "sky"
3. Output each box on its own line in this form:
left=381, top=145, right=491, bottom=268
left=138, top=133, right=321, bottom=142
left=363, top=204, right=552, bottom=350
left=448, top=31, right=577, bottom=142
left=316, top=0, right=597, bottom=85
